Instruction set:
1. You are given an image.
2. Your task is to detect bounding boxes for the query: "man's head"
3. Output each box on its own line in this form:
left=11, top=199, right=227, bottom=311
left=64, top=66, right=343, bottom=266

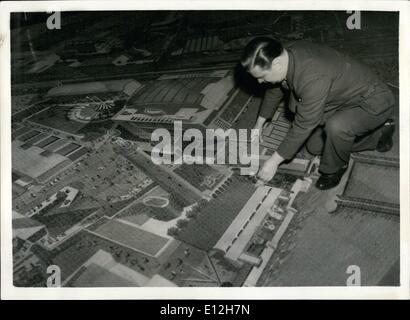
left=241, top=37, right=288, bottom=84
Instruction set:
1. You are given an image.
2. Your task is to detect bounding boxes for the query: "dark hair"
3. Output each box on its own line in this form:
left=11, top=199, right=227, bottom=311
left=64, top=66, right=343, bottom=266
left=241, top=37, right=283, bottom=71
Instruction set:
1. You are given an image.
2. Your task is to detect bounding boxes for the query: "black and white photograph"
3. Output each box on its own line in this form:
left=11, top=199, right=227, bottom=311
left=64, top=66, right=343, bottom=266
left=1, top=0, right=409, bottom=299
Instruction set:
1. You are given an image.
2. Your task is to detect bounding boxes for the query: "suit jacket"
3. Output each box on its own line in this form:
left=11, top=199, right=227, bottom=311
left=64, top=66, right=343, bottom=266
left=259, top=40, right=395, bottom=160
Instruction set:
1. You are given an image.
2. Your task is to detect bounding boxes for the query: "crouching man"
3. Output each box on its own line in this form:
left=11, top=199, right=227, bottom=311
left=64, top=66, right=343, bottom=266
left=241, top=37, right=395, bottom=190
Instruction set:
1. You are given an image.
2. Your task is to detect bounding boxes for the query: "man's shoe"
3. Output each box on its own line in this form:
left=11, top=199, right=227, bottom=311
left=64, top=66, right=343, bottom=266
left=376, top=119, right=395, bottom=153
left=316, top=166, right=348, bottom=190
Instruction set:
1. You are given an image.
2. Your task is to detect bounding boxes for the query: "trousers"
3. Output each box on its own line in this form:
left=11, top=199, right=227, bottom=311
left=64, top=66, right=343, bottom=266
left=305, top=106, right=393, bottom=174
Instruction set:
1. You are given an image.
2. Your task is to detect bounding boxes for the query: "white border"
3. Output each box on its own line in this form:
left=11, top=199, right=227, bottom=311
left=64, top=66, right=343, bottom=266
left=1, top=0, right=409, bottom=300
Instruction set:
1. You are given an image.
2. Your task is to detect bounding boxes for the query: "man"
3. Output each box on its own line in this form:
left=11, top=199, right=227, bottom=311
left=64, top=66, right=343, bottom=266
left=241, top=37, right=396, bottom=190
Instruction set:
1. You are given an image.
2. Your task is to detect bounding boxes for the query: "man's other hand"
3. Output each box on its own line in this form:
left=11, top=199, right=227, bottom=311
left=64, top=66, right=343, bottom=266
left=257, top=157, right=278, bottom=183
left=256, top=151, right=285, bottom=184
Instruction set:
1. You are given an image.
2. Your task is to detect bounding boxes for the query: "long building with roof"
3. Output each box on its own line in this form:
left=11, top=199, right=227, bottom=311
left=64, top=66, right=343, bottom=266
left=112, top=70, right=237, bottom=131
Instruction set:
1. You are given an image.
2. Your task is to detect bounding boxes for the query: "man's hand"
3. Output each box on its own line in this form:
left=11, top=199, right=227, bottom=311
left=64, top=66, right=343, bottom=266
left=256, top=152, right=285, bottom=186
left=252, top=116, right=267, bottom=143
left=250, top=128, right=262, bottom=143
left=256, top=157, right=278, bottom=185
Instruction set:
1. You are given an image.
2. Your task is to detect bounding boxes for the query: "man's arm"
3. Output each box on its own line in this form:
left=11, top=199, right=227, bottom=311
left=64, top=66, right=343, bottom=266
left=253, top=86, right=284, bottom=142
left=259, top=85, right=284, bottom=120
left=276, top=76, right=332, bottom=160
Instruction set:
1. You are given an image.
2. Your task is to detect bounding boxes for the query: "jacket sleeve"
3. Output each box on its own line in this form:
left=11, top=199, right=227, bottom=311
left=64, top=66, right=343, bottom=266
left=277, top=76, right=331, bottom=160
left=259, top=86, right=284, bottom=120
